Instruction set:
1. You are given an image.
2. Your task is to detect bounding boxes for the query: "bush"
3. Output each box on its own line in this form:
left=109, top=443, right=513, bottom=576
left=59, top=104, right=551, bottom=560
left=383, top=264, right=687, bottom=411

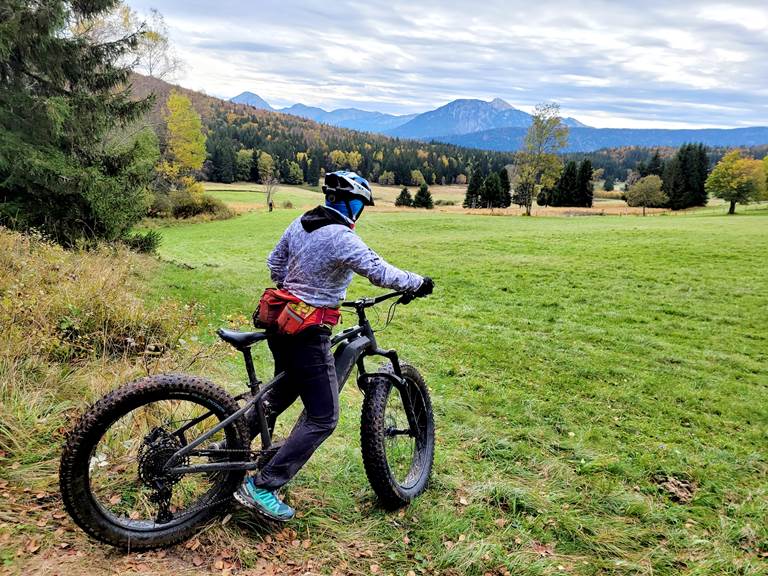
left=0, top=227, right=201, bottom=490
left=395, top=187, right=413, bottom=207
left=413, top=183, right=434, bottom=209
left=122, top=230, right=163, bottom=254
left=169, top=189, right=233, bottom=219
left=281, top=200, right=294, bottom=209
left=433, top=199, right=456, bottom=206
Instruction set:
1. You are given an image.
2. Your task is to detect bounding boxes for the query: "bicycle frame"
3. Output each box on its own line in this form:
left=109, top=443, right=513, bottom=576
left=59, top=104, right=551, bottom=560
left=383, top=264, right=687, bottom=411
left=164, top=292, right=408, bottom=477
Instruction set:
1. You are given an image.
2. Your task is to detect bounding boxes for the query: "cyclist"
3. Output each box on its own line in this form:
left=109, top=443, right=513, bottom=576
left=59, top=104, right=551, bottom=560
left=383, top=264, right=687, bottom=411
left=235, top=170, right=434, bottom=520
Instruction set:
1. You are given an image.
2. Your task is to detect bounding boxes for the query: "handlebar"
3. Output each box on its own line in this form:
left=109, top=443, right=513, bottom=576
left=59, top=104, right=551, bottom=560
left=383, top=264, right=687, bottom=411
left=341, top=290, right=406, bottom=309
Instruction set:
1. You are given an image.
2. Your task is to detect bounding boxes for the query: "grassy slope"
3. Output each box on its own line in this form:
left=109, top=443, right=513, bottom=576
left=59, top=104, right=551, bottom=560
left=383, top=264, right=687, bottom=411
left=145, top=207, right=767, bottom=575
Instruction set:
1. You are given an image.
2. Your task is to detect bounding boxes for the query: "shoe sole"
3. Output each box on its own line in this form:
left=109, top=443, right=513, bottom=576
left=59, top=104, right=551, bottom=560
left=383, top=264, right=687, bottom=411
left=233, top=490, right=293, bottom=523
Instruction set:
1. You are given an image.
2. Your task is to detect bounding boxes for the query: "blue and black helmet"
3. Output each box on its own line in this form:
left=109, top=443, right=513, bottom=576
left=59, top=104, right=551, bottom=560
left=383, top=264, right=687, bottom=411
left=323, top=171, right=374, bottom=206
left=323, top=171, right=374, bottom=221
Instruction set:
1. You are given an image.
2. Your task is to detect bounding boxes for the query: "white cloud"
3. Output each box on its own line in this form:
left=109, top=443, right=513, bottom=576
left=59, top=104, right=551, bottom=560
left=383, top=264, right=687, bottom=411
left=127, top=0, right=768, bottom=128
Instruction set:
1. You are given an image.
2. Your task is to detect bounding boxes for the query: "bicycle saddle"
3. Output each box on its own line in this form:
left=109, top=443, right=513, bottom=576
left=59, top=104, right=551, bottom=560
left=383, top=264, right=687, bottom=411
left=216, top=328, right=268, bottom=350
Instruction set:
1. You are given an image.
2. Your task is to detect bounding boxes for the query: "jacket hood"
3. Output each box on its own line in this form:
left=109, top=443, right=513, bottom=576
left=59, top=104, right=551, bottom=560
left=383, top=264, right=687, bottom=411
left=301, top=205, right=354, bottom=232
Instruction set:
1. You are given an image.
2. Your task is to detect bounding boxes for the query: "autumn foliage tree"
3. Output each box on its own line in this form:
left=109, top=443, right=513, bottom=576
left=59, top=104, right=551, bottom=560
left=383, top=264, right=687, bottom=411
left=705, top=151, right=766, bottom=214
left=513, top=103, right=568, bottom=215
left=626, top=175, right=667, bottom=216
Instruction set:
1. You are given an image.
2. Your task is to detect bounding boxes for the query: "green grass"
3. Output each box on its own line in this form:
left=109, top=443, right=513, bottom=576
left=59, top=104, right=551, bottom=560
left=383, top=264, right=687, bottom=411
left=145, top=205, right=768, bottom=575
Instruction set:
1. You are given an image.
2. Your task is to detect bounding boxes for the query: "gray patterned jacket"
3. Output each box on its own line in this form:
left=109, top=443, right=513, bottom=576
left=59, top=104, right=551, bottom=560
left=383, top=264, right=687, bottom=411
left=267, top=206, right=423, bottom=308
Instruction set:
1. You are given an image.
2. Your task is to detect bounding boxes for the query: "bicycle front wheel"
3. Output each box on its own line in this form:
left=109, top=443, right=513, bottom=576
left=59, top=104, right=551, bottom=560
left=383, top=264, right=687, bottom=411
left=360, top=363, right=435, bottom=508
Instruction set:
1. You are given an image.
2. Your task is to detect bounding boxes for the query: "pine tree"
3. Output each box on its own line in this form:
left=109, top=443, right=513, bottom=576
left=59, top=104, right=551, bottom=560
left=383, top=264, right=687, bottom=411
left=576, top=159, right=594, bottom=207
left=464, top=164, right=483, bottom=208
left=646, top=151, right=664, bottom=176
left=498, top=167, right=512, bottom=207
left=480, top=173, right=503, bottom=208
left=413, top=183, right=434, bottom=209
left=603, top=176, right=615, bottom=191
left=395, top=186, right=413, bottom=207
left=0, top=0, right=155, bottom=244
left=664, top=144, right=708, bottom=210
left=551, top=160, right=578, bottom=206
left=206, top=128, right=236, bottom=183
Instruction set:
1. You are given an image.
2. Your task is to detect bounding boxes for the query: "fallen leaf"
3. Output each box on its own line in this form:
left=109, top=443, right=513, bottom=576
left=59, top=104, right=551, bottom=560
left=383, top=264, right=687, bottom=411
left=403, top=535, right=410, bottom=545
left=494, top=518, right=506, bottom=528
left=458, top=534, right=466, bottom=542
left=35, top=492, right=46, bottom=499
left=191, top=555, right=204, bottom=567
left=291, top=539, right=300, bottom=548
left=458, top=496, right=469, bottom=506
left=444, top=540, right=455, bottom=550
left=25, top=539, right=41, bottom=554
left=531, top=541, right=555, bottom=556
left=407, top=571, right=416, bottom=576
left=108, top=494, right=121, bottom=505
left=302, top=539, right=311, bottom=549
left=370, top=564, right=380, bottom=574
left=213, top=556, right=225, bottom=570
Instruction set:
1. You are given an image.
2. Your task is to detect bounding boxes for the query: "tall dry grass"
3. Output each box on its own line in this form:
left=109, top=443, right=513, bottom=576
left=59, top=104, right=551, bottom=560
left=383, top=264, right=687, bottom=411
left=0, top=228, right=200, bottom=488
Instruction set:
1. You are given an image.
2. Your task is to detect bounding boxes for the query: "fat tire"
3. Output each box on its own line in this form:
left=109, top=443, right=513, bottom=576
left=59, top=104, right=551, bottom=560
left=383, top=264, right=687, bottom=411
left=360, top=363, right=435, bottom=508
left=59, top=373, right=249, bottom=550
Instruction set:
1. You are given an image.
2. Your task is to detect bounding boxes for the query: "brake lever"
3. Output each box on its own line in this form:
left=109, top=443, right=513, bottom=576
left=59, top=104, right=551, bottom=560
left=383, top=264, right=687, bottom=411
left=398, top=292, right=416, bottom=305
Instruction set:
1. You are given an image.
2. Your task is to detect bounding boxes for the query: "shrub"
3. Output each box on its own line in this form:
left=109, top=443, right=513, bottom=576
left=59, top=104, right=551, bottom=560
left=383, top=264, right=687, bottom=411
left=0, top=227, right=200, bottom=489
left=122, top=230, right=163, bottom=254
left=433, top=199, right=456, bottom=206
left=0, top=228, right=194, bottom=362
left=413, top=183, right=434, bottom=209
left=395, top=187, right=413, bottom=207
left=281, top=200, right=294, bottom=209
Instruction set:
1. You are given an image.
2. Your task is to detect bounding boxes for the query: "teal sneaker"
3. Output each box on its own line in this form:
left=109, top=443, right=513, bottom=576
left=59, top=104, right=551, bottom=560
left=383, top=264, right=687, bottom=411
left=234, top=477, right=295, bottom=521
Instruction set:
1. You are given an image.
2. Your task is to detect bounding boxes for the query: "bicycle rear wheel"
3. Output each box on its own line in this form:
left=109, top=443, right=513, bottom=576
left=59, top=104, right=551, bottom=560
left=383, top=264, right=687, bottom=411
left=360, top=363, right=435, bottom=508
left=59, top=374, right=249, bottom=549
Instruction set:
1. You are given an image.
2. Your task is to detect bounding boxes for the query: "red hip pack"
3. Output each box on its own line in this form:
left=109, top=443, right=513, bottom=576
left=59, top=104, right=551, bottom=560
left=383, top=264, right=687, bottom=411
left=254, top=288, right=341, bottom=335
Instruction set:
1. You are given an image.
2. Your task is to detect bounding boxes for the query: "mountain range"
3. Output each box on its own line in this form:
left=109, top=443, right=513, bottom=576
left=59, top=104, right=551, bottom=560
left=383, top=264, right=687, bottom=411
left=230, top=90, right=768, bottom=152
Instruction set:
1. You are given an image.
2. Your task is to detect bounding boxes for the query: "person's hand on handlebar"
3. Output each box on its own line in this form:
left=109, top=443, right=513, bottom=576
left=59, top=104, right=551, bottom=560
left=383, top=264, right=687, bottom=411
left=399, top=276, right=434, bottom=304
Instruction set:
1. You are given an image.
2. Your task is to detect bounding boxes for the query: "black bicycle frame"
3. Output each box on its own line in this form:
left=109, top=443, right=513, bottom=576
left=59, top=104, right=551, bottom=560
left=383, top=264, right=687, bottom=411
left=164, top=292, right=409, bottom=476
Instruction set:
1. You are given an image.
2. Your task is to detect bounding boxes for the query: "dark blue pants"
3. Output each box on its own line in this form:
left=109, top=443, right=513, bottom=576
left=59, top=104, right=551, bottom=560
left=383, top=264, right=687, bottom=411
left=252, top=326, right=339, bottom=490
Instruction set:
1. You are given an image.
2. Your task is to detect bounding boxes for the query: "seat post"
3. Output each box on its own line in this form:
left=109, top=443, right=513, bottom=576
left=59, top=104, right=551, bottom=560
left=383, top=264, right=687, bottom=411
left=241, top=347, right=260, bottom=393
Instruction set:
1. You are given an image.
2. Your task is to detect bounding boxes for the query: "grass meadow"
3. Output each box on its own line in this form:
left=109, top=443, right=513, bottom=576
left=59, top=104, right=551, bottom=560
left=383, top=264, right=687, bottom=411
left=2, top=203, right=767, bottom=575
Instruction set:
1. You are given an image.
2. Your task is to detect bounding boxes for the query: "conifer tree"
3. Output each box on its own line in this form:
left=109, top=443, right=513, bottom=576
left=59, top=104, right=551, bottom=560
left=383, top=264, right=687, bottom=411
left=499, top=167, right=512, bottom=207
left=551, top=160, right=578, bottom=206
left=395, top=186, right=413, bottom=207
left=413, top=183, right=434, bottom=209
left=0, top=0, right=156, bottom=244
left=480, top=173, right=503, bottom=208
left=576, top=159, right=594, bottom=207
left=463, top=164, right=483, bottom=208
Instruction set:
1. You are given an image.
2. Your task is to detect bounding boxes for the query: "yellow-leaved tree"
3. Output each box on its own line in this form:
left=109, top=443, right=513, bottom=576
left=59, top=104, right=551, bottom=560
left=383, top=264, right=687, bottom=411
left=154, top=91, right=210, bottom=217
left=705, top=150, right=766, bottom=214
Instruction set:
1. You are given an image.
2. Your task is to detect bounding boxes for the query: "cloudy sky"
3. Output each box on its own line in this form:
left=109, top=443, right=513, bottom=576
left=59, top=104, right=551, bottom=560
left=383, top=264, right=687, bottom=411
left=128, top=0, right=768, bottom=129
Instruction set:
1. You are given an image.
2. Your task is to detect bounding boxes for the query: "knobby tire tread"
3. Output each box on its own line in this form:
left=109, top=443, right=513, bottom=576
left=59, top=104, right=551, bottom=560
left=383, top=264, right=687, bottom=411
left=360, top=363, right=435, bottom=509
left=59, top=373, right=248, bottom=550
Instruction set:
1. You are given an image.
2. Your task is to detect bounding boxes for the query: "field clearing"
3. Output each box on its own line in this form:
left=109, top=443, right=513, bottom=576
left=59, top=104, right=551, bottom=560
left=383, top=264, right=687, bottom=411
left=203, top=182, right=752, bottom=217
left=5, top=206, right=767, bottom=576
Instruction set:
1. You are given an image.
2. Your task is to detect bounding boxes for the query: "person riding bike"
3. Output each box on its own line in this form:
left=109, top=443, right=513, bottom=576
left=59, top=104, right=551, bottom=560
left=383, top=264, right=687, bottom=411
left=235, top=170, right=434, bottom=521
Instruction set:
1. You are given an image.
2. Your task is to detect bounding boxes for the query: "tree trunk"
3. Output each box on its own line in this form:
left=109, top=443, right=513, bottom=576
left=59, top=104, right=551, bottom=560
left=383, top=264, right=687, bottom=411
left=728, top=200, right=736, bottom=215
left=642, top=205, right=646, bottom=216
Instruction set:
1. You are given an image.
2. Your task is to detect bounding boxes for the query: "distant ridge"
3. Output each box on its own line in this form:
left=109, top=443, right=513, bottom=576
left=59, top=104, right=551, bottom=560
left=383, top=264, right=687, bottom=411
left=440, top=126, right=768, bottom=153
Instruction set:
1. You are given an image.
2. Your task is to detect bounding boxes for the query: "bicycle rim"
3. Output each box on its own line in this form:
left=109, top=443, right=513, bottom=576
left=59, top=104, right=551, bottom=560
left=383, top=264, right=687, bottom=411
left=87, top=395, right=236, bottom=530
